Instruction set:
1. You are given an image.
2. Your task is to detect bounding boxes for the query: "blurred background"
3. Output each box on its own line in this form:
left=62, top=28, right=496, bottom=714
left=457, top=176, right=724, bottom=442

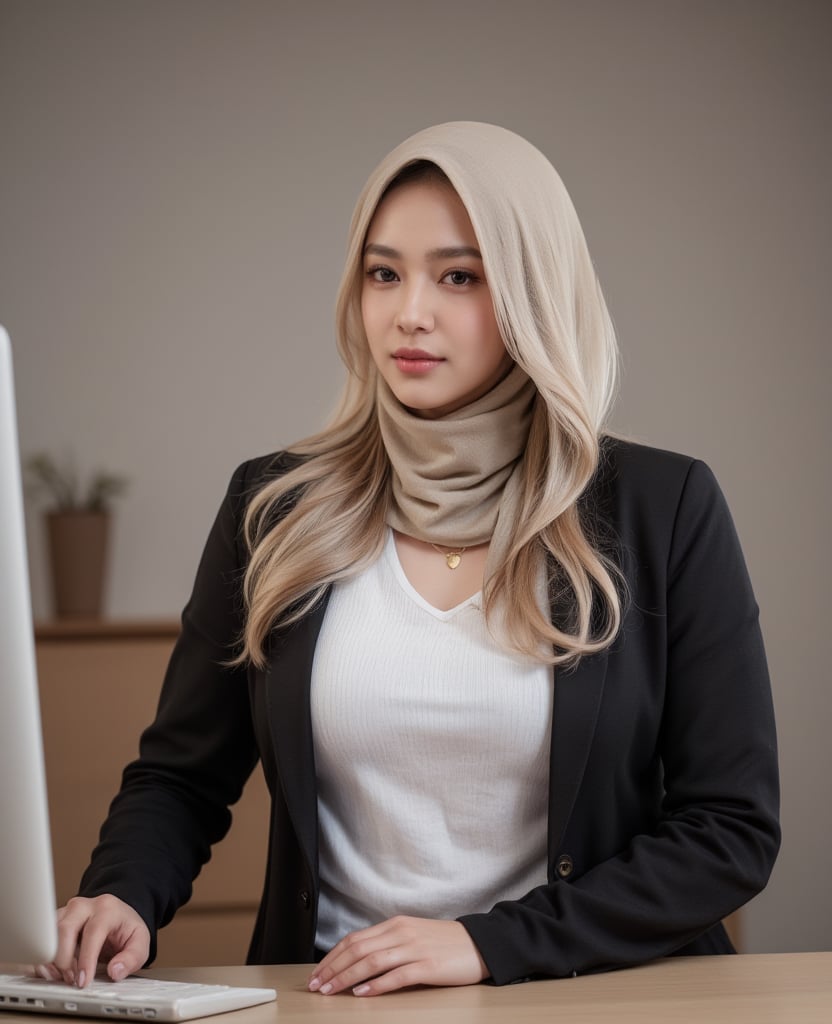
left=1, top=0, right=829, bottom=957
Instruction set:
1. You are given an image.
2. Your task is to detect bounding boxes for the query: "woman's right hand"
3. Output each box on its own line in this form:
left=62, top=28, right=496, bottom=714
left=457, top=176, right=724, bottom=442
left=37, top=895, right=151, bottom=988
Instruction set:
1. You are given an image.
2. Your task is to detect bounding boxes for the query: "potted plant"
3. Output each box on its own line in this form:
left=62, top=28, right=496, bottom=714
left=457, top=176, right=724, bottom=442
left=25, top=453, right=128, bottom=619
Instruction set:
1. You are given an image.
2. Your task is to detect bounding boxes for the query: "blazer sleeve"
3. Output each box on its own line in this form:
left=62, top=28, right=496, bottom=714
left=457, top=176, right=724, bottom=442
left=458, top=459, right=780, bottom=984
left=77, top=459, right=262, bottom=961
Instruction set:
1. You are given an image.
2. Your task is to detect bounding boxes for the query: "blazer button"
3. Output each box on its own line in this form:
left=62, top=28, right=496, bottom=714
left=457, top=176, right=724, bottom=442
left=300, top=890, right=311, bottom=909
left=556, top=854, right=574, bottom=879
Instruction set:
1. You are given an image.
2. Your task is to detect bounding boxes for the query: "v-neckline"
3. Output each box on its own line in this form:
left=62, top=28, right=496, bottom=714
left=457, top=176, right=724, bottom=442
left=384, top=530, right=482, bottom=620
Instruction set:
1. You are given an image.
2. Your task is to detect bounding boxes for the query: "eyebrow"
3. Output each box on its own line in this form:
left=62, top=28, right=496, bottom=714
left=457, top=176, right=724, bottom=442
left=363, top=243, right=483, bottom=261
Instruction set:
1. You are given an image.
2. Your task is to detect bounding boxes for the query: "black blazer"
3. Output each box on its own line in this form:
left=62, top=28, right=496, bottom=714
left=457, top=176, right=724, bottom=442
left=79, top=438, right=780, bottom=986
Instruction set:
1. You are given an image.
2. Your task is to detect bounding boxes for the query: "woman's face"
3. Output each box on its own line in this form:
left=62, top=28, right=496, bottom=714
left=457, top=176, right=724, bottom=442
left=361, top=178, right=513, bottom=419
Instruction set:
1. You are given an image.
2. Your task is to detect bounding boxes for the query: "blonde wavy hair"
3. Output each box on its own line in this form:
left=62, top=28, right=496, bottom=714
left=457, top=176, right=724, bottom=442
left=237, top=121, right=622, bottom=669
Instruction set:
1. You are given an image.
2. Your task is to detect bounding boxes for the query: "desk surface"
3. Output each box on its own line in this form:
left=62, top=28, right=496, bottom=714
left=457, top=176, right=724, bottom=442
left=3, top=954, right=829, bottom=1024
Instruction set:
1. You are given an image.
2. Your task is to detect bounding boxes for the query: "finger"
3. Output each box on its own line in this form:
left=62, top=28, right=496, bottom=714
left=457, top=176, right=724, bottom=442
left=76, top=920, right=149, bottom=989
left=309, top=941, right=360, bottom=988
left=53, top=901, right=91, bottom=981
left=35, top=963, right=62, bottom=983
left=352, top=962, right=424, bottom=997
left=310, top=938, right=377, bottom=991
left=317, top=945, right=407, bottom=995
left=310, top=918, right=404, bottom=988
left=104, top=929, right=150, bottom=986
left=74, top=918, right=114, bottom=989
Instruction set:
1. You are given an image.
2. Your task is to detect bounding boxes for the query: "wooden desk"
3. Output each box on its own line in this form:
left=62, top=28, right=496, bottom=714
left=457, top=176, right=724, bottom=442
left=3, top=955, right=827, bottom=1023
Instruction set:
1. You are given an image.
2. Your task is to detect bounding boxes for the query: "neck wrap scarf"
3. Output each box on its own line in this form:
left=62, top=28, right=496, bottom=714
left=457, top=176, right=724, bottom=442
left=376, top=363, right=537, bottom=549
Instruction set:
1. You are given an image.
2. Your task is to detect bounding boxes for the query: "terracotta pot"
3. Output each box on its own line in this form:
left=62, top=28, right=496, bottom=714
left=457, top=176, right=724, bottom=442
left=46, top=510, right=110, bottom=619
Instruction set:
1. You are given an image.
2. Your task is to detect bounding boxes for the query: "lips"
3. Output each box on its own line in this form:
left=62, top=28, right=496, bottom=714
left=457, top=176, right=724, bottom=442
left=393, top=347, right=442, bottom=360
left=392, top=347, right=445, bottom=374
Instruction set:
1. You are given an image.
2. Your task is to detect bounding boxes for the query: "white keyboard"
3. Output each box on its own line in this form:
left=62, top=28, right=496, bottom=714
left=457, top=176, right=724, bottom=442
left=0, top=974, right=277, bottom=1021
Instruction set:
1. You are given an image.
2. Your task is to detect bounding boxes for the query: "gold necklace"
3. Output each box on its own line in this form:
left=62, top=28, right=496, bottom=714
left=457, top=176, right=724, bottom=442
left=430, top=543, right=467, bottom=570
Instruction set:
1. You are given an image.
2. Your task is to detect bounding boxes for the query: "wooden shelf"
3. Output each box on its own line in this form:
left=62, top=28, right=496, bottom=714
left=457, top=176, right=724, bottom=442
left=35, top=619, right=180, bottom=642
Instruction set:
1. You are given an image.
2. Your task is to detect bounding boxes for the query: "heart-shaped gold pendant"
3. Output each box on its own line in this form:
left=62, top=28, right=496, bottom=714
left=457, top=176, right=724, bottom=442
left=445, top=553, right=462, bottom=570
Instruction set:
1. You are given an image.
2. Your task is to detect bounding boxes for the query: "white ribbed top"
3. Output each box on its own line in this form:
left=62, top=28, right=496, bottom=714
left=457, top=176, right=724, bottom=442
left=311, top=530, right=552, bottom=951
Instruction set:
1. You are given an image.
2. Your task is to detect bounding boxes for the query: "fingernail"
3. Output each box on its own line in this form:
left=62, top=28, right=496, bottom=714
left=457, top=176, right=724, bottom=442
left=320, top=982, right=332, bottom=995
left=111, top=963, right=126, bottom=981
left=307, top=977, right=320, bottom=992
left=66, top=969, right=75, bottom=985
left=77, top=971, right=86, bottom=989
left=353, top=985, right=370, bottom=997
left=36, top=966, right=51, bottom=981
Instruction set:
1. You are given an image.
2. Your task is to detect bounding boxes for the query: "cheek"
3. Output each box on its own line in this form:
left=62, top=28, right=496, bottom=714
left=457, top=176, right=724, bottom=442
left=360, top=292, right=388, bottom=372
left=464, top=300, right=506, bottom=364
left=360, top=289, right=373, bottom=333
left=362, top=284, right=396, bottom=323
left=361, top=291, right=382, bottom=345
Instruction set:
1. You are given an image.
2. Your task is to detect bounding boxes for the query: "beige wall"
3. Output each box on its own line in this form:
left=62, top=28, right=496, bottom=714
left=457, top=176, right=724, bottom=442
left=1, top=0, right=829, bottom=955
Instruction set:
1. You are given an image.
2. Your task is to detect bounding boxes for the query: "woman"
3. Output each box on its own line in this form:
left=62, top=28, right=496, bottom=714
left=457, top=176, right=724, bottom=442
left=45, top=122, right=779, bottom=997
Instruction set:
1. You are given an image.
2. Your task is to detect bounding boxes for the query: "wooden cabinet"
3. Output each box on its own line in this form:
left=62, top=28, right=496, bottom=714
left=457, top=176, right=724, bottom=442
left=35, top=620, right=269, bottom=967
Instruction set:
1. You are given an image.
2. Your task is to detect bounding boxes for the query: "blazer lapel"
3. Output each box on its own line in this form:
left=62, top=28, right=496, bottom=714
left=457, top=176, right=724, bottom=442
left=547, top=647, right=609, bottom=861
left=264, top=591, right=331, bottom=877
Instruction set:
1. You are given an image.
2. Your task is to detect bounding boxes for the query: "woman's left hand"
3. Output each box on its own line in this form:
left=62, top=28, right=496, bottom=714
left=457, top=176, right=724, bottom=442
left=307, top=916, right=489, bottom=997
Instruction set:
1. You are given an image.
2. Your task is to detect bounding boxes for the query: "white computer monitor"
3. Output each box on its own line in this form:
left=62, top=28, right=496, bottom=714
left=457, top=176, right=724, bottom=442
left=0, top=325, right=58, bottom=964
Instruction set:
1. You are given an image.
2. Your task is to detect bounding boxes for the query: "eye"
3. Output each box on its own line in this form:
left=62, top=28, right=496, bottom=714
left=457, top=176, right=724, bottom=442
left=366, top=265, right=398, bottom=283
left=441, top=269, right=479, bottom=287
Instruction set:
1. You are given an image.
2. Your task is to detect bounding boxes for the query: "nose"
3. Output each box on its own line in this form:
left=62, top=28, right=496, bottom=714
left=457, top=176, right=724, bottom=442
left=395, top=281, right=435, bottom=334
